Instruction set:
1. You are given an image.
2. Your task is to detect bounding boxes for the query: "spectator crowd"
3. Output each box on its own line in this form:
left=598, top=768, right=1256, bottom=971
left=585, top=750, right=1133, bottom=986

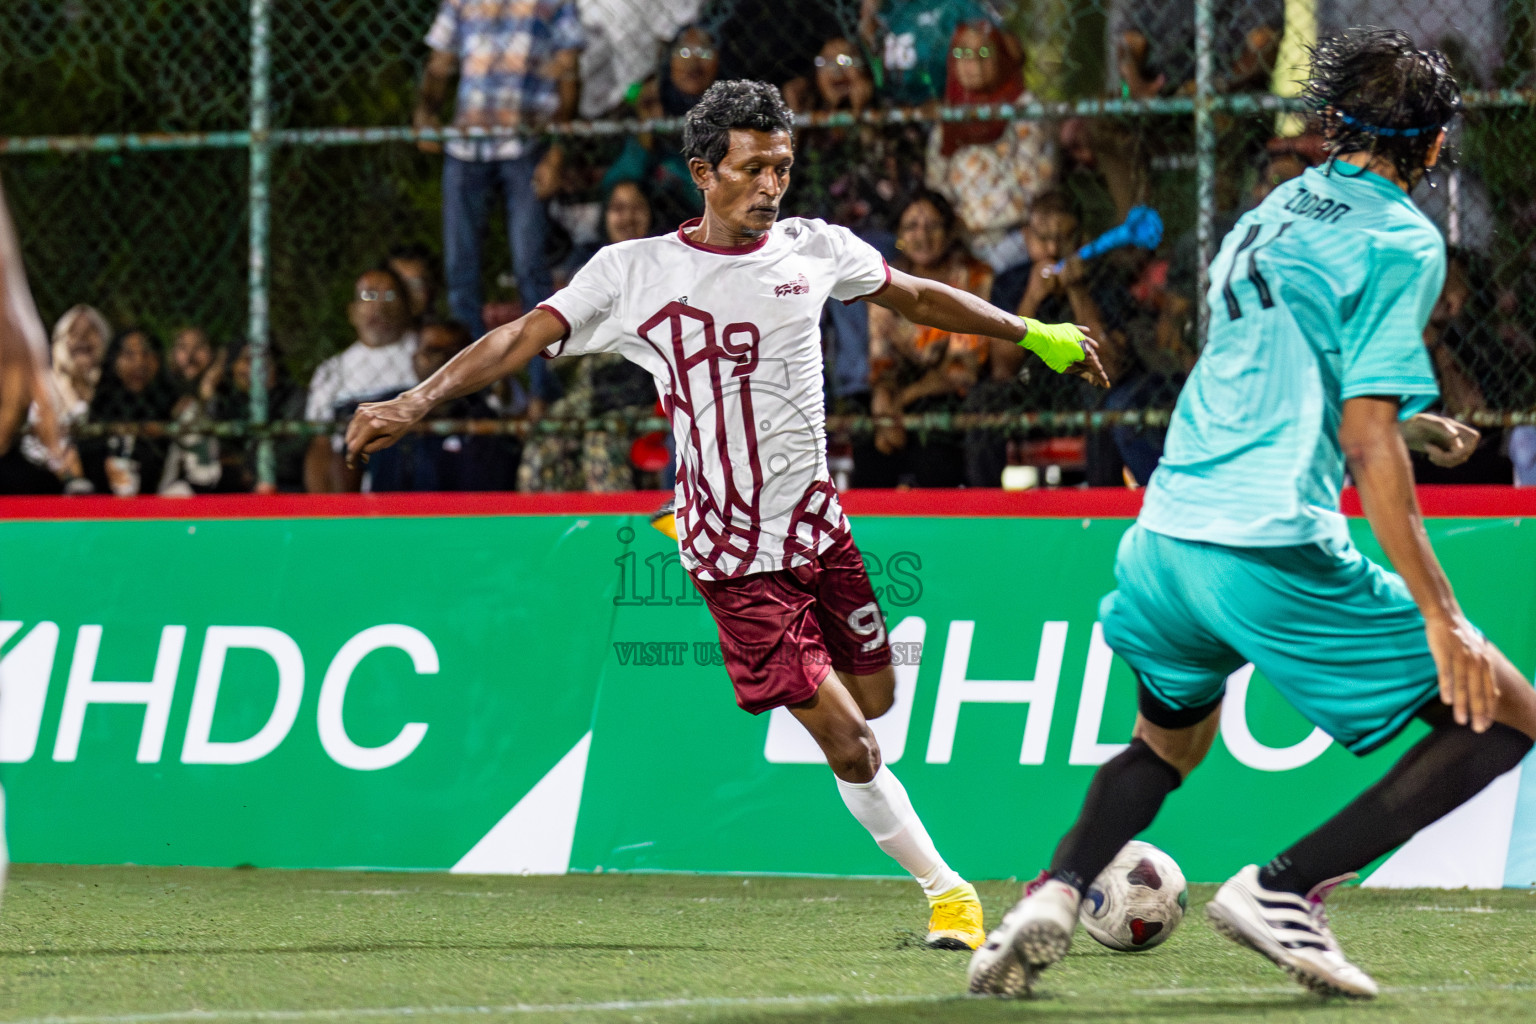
left=5, top=0, right=1532, bottom=495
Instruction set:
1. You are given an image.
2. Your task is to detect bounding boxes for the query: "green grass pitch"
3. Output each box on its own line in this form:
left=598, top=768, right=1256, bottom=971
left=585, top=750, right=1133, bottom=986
left=2, top=865, right=1533, bottom=1023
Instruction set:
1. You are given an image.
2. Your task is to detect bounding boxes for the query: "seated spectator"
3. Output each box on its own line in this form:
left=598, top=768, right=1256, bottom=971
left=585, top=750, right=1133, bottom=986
left=160, top=325, right=226, bottom=495
left=925, top=19, right=1056, bottom=271
left=1413, top=247, right=1514, bottom=484
left=716, top=0, right=844, bottom=90
left=785, top=38, right=913, bottom=232
left=601, top=77, right=701, bottom=231
left=661, top=25, right=720, bottom=116
left=81, top=329, right=178, bottom=496
left=1163, top=139, right=1316, bottom=358
left=862, top=0, right=989, bottom=107
left=1111, top=0, right=1282, bottom=98
left=521, top=182, right=662, bottom=492
left=1110, top=0, right=1283, bottom=196
left=992, top=191, right=1140, bottom=485
left=304, top=266, right=419, bottom=492
left=783, top=37, right=874, bottom=115
left=856, top=191, right=996, bottom=487
left=387, top=244, right=439, bottom=321
left=168, top=326, right=224, bottom=409
left=212, top=342, right=308, bottom=493
left=369, top=319, right=518, bottom=491
left=15, top=304, right=109, bottom=493
left=1513, top=427, right=1536, bottom=487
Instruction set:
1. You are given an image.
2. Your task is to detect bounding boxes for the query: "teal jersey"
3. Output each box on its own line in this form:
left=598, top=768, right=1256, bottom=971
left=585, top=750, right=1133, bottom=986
left=1141, top=165, right=1445, bottom=547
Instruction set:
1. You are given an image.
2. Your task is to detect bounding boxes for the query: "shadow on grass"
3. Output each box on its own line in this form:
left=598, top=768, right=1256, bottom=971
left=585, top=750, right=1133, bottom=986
left=0, top=940, right=708, bottom=958
left=701, top=992, right=1340, bottom=1024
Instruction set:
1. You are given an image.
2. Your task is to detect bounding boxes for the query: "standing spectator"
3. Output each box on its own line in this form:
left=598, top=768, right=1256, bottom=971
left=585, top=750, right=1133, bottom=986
left=861, top=0, right=988, bottom=107
left=81, top=329, right=177, bottom=496
left=857, top=191, right=996, bottom=488
left=303, top=267, right=419, bottom=492
left=16, top=304, right=109, bottom=492
left=387, top=244, right=439, bottom=321
left=415, top=0, right=584, bottom=408
left=660, top=25, right=721, bottom=116
left=520, top=182, right=660, bottom=492
left=925, top=20, right=1056, bottom=272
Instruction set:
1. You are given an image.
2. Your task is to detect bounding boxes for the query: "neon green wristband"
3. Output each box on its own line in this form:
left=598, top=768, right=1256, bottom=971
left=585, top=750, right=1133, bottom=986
left=1018, top=318, right=1086, bottom=373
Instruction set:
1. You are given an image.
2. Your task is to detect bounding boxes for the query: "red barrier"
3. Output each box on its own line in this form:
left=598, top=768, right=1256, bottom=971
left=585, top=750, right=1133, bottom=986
left=0, top=486, right=1531, bottom=521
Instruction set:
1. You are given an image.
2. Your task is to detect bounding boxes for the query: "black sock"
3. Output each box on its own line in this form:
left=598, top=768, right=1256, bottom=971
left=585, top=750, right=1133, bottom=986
left=1260, top=720, right=1533, bottom=896
left=1048, top=738, right=1183, bottom=893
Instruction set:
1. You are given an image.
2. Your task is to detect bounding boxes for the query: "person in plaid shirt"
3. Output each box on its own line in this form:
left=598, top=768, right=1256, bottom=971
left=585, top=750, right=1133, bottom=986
left=415, top=0, right=585, bottom=410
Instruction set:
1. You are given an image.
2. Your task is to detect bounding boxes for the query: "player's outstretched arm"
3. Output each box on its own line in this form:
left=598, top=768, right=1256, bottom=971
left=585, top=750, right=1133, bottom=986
left=1342, top=396, right=1497, bottom=731
left=867, top=267, right=1109, bottom=387
left=344, top=307, right=566, bottom=466
left=0, top=175, right=58, bottom=458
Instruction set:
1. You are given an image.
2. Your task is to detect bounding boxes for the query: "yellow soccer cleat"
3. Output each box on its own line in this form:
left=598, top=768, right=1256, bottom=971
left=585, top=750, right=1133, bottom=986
left=926, top=882, right=986, bottom=950
left=649, top=498, right=678, bottom=541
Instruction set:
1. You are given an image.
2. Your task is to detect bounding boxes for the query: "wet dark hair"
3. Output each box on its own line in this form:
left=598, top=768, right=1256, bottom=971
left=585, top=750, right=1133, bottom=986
left=1302, top=28, right=1461, bottom=186
left=681, top=80, right=794, bottom=169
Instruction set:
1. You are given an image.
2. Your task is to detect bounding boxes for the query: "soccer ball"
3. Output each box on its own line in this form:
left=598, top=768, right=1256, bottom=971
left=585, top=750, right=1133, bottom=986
left=1078, top=840, right=1188, bottom=951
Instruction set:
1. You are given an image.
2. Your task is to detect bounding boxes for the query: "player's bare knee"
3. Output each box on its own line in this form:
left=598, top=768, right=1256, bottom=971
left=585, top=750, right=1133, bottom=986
left=1134, top=711, right=1219, bottom=778
left=825, top=724, right=882, bottom=782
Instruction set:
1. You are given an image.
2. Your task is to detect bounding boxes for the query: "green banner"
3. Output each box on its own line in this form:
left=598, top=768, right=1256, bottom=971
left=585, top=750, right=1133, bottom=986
left=1, top=513, right=1531, bottom=883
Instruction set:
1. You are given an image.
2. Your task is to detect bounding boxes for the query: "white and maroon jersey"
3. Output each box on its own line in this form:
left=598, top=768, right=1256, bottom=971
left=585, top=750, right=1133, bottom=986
left=539, top=217, right=890, bottom=580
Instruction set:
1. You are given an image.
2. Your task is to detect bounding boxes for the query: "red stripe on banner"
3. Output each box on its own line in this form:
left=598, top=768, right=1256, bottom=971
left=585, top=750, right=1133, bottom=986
left=0, top=487, right=1531, bottom=522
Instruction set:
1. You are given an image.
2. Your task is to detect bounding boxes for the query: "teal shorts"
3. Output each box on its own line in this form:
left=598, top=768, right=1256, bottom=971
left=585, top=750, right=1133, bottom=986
left=1099, top=523, right=1441, bottom=754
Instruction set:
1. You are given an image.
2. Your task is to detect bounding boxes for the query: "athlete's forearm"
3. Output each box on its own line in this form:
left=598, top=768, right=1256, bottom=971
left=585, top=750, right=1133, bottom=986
left=896, top=277, right=1026, bottom=344
left=1343, top=398, right=1460, bottom=625
left=406, top=312, right=558, bottom=411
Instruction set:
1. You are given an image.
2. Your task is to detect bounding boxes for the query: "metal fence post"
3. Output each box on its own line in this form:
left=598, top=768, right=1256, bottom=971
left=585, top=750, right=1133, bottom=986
left=1194, top=0, right=1215, bottom=350
left=249, top=0, right=274, bottom=488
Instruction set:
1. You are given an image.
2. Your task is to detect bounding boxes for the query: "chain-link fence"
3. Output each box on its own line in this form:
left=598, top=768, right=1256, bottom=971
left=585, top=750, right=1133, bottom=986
left=2, top=0, right=1533, bottom=493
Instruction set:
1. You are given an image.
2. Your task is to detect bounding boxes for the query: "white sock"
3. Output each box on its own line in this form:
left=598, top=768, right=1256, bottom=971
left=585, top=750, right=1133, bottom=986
left=0, top=782, right=8, bottom=909
left=836, top=765, right=964, bottom=899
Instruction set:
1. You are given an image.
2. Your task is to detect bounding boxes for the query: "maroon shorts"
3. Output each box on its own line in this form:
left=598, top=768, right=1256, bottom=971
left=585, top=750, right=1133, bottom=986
left=691, top=531, right=893, bottom=715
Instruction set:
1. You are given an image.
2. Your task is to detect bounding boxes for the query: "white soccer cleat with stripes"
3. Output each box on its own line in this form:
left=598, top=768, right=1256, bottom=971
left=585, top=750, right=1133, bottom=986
left=1205, top=864, right=1378, bottom=999
left=967, top=874, right=1080, bottom=997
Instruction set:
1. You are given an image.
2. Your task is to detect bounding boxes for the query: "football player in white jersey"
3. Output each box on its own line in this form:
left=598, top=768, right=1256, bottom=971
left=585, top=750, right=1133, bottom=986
left=348, top=81, right=1106, bottom=949
left=0, top=173, right=63, bottom=905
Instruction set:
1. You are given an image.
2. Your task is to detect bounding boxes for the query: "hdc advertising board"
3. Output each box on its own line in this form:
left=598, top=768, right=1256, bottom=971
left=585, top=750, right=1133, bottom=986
left=0, top=497, right=1531, bottom=886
